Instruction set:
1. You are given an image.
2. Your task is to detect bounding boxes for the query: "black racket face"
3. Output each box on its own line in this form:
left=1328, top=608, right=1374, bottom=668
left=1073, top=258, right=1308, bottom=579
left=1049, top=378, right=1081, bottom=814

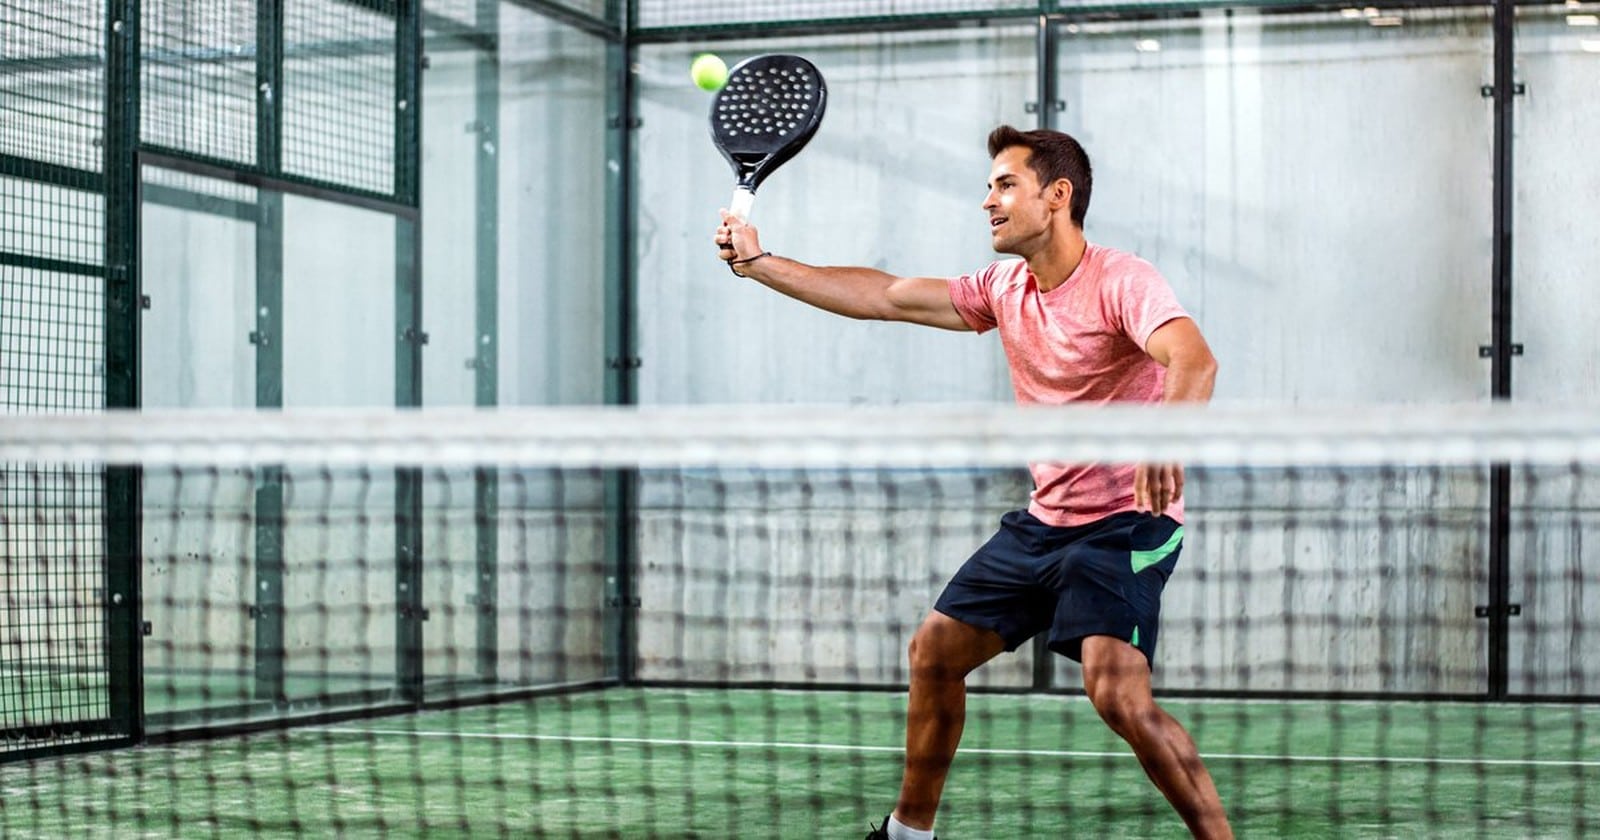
left=709, top=54, right=827, bottom=190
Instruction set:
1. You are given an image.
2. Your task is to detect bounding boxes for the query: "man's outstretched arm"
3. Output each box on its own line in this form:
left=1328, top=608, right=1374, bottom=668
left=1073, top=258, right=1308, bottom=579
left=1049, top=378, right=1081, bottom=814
left=715, top=211, right=972, bottom=331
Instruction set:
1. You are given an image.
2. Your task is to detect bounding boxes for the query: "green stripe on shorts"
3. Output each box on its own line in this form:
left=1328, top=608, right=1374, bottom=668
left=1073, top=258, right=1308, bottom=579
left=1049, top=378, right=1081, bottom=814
left=1131, top=525, right=1183, bottom=574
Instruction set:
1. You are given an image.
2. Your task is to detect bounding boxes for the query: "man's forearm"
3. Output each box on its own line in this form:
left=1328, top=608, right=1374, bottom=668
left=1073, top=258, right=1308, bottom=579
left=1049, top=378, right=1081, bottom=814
left=740, top=256, right=899, bottom=321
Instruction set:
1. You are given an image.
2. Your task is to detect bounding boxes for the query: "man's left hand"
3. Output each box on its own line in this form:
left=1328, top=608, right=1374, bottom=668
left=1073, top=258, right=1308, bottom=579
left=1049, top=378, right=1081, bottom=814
left=1134, top=463, right=1184, bottom=515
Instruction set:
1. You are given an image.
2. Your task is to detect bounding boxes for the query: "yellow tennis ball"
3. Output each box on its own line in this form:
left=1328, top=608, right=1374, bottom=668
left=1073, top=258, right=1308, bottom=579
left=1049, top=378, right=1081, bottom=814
left=690, top=53, right=728, bottom=92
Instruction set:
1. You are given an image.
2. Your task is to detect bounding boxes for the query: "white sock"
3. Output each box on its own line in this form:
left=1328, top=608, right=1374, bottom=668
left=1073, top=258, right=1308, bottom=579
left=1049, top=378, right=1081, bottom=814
left=886, top=814, right=935, bottom=840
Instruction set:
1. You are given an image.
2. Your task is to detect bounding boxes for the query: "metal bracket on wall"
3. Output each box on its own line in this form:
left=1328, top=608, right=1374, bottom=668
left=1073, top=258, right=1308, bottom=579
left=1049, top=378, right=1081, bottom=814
left=1475, top=604, right=1522, bottom=618
left=248, top=331, right=271, bottom=348
left=1478, top=343, right=1523, bottom=358
left=608, top=116, right=642, bottom=129
left=607, top=356, right=642, bottom=370
left=607, top=596, right=641, bottom=608
left=1025, top=101, right=1065, bottom=114
left=402, top=327, right=429, bottom=345
left=1480, top=82, right=1526, bottom=98
left=399, top=605, right=431, bottom=621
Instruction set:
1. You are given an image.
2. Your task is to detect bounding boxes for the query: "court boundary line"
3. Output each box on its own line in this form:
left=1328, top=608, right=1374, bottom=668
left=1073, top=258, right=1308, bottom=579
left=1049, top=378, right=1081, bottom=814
left=316, top=727, right=1600, bottom=769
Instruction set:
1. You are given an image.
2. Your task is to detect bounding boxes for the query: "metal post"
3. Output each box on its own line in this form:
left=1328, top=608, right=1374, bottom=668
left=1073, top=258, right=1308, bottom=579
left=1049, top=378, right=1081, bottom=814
left=602, top=0, right=638, bottom=684
left=1030, top=12, right=1060, bottom=692
left=394, top=0, right=427, bottom=705
left=103, top=0, right=144, bottom=743
left=1486, top=0, right=1517, bottom=701
left=252, top=0, right=288, bottom=706
left=472, top=0, right=502, bottom=684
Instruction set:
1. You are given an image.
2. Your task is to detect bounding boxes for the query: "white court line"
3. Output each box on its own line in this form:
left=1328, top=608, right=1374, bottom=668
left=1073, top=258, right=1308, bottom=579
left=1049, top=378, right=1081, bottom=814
left=316, top=728, right=1600, bottom=769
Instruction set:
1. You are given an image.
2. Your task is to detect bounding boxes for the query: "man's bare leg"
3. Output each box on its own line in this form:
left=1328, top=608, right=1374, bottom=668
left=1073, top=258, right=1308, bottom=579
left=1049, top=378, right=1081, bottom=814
left=1081, top=635, right=1233, bottom=839
left=891, top=611, right=1007, bottom=830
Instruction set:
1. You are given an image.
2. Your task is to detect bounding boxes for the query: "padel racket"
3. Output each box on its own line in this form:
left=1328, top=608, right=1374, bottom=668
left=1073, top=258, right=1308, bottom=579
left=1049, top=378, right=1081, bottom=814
left=710, top=54, right=828, bottom=220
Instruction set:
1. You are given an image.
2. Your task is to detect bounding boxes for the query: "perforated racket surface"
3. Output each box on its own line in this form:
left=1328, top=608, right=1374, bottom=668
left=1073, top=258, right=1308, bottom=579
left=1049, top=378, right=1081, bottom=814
left=709, top=54, right=827, bottom=220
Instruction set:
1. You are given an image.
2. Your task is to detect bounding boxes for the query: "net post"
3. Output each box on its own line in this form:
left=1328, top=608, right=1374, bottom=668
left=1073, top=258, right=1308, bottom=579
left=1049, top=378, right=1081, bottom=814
left=396, top=469, right=426, bottom=704
left=252, top=470, right=287, bottom=704
left=1488, top=463, right=1511, bottom=699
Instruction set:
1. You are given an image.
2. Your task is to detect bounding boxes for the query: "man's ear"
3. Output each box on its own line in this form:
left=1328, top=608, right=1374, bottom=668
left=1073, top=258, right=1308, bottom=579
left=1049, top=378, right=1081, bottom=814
left=1052, top=179, right=1073, bottom=211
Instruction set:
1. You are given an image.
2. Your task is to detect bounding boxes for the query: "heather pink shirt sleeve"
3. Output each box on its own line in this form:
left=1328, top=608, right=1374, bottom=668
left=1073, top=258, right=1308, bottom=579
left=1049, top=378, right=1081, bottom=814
left=947, top=264, right=1000, bottom=334
left=1106, top=257, right=1189, bottom=351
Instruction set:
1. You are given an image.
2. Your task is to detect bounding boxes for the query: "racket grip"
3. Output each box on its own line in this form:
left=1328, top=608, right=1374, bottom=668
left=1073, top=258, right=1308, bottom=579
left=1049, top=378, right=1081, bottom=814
left=728, top=187, right=755, bottom=221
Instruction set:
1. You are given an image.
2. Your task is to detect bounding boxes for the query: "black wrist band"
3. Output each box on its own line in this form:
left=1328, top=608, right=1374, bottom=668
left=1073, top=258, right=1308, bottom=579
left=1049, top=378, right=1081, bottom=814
left=727, top=251, right=772, bottom=276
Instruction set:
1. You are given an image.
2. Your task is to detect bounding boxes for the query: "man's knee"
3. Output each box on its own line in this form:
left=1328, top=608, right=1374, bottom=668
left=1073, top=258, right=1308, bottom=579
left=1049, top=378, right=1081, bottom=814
left=1087, top=681, right=1160, bottom=736
left=1082, top=637, right=1160, bottom=736
left=907, top=613, right=1001, bottom=683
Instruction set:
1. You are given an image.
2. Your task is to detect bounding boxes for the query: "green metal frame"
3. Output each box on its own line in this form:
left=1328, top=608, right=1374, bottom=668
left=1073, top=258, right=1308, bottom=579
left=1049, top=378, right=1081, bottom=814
left=104, top=0, right=145, bottom=747
left=601, top=0, right=639, bottom=684
left=472, top=0, right=503, bottom=685
left=628, top=0, right=1505, bottom=42
left=395, top=0, right=426, bottom=705
left=252, top=0, right=288, bottom=707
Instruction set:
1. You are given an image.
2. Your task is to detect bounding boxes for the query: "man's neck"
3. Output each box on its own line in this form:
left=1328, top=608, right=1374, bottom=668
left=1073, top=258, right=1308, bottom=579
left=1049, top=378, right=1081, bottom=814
left=1026, top=229, right=1088, bottom=293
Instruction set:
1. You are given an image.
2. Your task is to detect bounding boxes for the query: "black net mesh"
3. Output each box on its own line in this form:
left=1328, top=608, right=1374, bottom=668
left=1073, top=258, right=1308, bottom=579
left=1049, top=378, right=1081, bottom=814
left=0, top=1, right=105, bottom=172
left=281, top=0, right=396, bottom=195
left=0, top=0, right=115, bottom=760
left=0, top=408, right=1596, bottom=836
left=140, top=0, right=259, bottom=166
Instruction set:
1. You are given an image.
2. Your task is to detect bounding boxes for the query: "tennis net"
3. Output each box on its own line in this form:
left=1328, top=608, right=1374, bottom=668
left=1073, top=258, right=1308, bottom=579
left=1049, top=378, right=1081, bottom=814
left=1, top=404, right=1597, bottom=837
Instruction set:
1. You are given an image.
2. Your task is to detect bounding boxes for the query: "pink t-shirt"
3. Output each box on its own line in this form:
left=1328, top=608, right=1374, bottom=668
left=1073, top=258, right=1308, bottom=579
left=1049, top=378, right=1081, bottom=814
left=948, top=243, right=1189, bottom=526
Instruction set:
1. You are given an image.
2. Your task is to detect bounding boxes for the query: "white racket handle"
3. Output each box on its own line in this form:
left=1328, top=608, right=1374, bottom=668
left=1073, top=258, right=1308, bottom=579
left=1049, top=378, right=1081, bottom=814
left=728, top=187, right=755, bottom=221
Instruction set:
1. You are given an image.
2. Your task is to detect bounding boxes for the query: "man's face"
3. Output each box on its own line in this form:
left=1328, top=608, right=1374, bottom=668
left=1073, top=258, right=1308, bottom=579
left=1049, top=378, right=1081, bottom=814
left=982, top=146, right=1062, bottom=256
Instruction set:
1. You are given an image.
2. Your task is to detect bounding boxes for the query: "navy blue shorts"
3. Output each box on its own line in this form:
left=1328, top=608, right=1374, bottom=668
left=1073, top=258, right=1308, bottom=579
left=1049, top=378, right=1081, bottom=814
left=933, top=510, right=1184, bottom=666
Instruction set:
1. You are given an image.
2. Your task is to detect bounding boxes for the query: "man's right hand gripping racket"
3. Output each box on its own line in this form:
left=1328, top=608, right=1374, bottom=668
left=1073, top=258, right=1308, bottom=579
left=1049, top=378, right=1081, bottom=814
left=710, top=54, right=828, bottom=221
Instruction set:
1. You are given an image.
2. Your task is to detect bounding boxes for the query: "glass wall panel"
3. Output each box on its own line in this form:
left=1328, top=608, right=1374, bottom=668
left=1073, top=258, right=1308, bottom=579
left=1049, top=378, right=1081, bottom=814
left=635, top=28, right=1037, bottom=691
left=636, top=28, right=1034, bottom=405
left=141, top=169, right=256, bottom=410
left=495, top=4, right=609, bottom=408
left=278, top=196, right=398, bottom=702
left=139, top=167, right=258, bottom=720
left=1057, top=8, right=1493, bottom=403
left=1051, top=9, right=1495, bottom=694
left=1508, top=5, right=1600, bottom=697
left=416, top=4, right=613, bottom=697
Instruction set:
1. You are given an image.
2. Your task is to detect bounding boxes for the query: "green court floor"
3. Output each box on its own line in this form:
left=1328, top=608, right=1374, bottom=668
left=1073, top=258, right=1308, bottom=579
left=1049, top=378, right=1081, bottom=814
left=3, top=688, right=1598, bottom=838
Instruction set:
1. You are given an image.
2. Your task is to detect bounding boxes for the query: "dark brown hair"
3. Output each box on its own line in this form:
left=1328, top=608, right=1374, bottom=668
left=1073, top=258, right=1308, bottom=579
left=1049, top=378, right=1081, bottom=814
left=987, top=125, right=1093, bottom=227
